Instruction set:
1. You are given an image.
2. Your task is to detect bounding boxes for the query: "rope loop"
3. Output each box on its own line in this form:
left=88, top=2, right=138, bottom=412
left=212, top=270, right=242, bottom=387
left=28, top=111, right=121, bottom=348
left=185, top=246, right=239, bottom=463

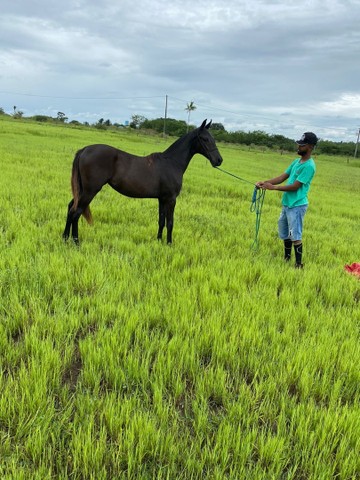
left=215, top=167, right=265, bottom=249
left=250, top=187, right=266, bottom=250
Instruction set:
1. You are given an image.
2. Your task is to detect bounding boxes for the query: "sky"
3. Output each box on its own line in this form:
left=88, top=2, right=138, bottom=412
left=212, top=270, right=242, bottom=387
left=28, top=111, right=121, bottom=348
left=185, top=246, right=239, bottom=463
left=1, top=0, right=360, bottom=142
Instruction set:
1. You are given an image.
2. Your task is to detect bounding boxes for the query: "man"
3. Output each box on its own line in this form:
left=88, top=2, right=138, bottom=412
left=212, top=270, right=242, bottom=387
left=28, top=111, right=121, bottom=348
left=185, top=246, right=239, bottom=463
left=256, top=132, right=318, bottom=269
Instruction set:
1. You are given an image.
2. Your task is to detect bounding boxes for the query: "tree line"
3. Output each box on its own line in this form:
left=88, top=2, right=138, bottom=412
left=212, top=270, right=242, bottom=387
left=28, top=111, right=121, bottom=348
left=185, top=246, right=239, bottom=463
left=139, top=117, right=357, bottom=157
left=0, top=107, right=356, bottom=157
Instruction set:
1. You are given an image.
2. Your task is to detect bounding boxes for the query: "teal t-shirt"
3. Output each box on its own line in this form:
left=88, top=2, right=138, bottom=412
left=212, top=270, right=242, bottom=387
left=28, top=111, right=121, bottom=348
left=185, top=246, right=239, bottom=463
left=282, top=157, right=316, bottom=208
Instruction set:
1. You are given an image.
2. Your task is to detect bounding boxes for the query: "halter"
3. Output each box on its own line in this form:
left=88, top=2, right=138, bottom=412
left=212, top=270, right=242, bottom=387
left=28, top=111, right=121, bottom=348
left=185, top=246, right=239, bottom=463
left=196, top=132, right=219, bottom=155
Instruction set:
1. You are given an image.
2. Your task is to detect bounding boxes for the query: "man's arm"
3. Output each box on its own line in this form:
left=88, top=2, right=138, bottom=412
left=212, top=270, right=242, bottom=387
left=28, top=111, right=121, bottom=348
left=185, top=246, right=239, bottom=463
left=256, top=172, right=289, bottom=188
left=262, top=180, right=303, bottom=191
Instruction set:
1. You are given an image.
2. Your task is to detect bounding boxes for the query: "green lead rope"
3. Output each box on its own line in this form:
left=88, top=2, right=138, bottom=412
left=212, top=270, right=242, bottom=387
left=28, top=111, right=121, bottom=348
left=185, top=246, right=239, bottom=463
left=216, top=167, right=266, bottom=249
left=216, top=167, right=255, bottom=186
left=250, top=186, right=266, bottom=250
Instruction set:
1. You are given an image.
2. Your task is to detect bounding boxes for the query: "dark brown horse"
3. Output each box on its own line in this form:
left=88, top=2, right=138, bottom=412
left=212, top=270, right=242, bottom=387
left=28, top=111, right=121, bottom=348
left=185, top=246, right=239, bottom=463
left=63, top=119, right=222, bottom=245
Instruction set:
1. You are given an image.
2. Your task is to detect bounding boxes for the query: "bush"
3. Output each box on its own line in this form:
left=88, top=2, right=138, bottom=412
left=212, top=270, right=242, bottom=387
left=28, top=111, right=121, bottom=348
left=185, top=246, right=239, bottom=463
left=32, top=115, right=51, bottom=122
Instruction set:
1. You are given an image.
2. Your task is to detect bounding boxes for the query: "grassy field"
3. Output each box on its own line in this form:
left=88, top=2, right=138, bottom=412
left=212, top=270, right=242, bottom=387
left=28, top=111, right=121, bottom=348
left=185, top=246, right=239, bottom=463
left=0, top=116, right=359, bottom=479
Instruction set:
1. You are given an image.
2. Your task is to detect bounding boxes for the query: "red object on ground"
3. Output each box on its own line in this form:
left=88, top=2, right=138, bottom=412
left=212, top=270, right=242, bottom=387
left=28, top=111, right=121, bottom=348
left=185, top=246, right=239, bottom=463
left=344, top=263, right=360, bottom=277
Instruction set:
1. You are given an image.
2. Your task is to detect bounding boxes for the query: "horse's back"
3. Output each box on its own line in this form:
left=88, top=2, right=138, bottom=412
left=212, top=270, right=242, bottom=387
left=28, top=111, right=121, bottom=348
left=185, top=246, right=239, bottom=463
left=79, top=144, right=121, bottom=162
left=79, top=144, right=143, bottom=166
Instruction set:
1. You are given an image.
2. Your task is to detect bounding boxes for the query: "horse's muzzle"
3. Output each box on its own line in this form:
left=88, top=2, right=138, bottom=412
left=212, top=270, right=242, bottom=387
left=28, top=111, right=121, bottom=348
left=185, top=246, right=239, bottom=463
left=212, top=155, right=223, bottom=167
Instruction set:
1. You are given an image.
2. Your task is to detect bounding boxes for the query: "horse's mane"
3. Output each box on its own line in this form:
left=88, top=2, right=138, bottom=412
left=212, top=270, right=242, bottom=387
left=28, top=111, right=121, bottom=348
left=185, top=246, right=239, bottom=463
left=163, top=128, right=198, bottom=156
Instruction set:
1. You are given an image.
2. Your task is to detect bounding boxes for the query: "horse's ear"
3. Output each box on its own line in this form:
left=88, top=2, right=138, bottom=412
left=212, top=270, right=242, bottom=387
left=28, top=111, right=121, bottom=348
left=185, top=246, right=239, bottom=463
left=200, top=119, right=207, bottom=129
left=206, top=120, right=212, bottom=129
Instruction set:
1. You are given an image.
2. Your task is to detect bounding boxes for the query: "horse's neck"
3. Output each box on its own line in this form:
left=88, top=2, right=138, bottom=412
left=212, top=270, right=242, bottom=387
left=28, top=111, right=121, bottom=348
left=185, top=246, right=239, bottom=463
left=163, top=134, right=195, bottom=171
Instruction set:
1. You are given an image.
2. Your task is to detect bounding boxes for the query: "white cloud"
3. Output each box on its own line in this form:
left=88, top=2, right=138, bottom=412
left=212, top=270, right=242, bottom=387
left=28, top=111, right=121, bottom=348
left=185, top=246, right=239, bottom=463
left=1, top=0, right=359, bottom=141
left=318, top=94, right=360, bottom=116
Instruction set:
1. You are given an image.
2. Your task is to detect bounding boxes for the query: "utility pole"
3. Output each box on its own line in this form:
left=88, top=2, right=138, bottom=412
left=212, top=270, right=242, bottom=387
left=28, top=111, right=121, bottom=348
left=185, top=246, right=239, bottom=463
left=163, top=94, right=168, bottom=137
left=354, top=128, right=360, bottom=159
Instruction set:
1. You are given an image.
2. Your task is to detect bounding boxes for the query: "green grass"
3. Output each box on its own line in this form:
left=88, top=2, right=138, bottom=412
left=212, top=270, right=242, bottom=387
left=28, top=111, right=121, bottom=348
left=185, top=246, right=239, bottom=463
left=0, top=116, right=359, bottom=479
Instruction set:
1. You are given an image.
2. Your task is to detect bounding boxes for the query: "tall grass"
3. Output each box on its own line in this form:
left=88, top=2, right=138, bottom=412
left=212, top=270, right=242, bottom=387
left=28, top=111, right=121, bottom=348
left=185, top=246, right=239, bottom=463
left=0, top=116, right=359, bottom=479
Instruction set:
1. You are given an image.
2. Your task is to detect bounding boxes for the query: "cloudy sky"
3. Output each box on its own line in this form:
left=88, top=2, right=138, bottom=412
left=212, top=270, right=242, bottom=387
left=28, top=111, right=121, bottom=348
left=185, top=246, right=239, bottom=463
left=1, top=0, right=360, bottom=142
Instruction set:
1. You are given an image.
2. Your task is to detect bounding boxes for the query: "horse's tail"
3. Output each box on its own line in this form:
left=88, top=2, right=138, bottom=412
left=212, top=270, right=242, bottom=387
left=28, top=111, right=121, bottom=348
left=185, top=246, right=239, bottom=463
left=71, top=148, right=93, bottom=224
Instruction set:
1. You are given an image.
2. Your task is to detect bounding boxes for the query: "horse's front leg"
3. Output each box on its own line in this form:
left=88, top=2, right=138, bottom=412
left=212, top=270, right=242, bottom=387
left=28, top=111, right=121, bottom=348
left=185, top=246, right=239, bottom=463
left=157, top=199, right=166, bottom=241
left=165, top=198, right=176, bottom=244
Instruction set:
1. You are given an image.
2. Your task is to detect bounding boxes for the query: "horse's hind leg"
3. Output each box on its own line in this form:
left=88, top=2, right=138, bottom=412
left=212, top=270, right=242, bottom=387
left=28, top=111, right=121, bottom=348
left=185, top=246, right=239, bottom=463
left=70, top=191, right=98, bottom=245
left=63, top=199, right=74, bottom=241
left=70, top=210, right=82, bottom=246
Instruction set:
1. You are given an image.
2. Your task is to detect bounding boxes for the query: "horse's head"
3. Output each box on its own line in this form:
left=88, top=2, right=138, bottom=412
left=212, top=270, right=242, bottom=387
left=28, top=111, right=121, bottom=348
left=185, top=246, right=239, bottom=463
left=196, top=119, right=223, bottom=167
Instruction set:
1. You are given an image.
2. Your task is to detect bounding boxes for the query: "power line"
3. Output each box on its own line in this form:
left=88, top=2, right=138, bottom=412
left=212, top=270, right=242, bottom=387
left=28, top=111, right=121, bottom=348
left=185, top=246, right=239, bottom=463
left=0, top=90, right=164, bottom=101
left=166, top=95, right=354, bottom=132
left=1, top=90, right=357, bottom=137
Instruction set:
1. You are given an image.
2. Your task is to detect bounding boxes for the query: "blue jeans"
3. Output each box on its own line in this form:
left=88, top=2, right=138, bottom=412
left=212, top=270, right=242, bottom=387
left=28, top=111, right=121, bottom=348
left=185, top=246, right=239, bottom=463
left=278, top=205, right=308, bottom=241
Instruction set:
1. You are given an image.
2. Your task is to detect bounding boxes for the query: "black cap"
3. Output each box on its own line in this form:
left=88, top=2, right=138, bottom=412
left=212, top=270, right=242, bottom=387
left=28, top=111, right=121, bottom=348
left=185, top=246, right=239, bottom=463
left=296, top=132, right=318, bottom=146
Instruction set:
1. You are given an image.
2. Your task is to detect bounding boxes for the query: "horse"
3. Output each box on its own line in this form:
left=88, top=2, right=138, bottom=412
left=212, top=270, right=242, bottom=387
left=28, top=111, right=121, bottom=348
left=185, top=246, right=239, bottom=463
left=63, top=119, right=223, bottom=245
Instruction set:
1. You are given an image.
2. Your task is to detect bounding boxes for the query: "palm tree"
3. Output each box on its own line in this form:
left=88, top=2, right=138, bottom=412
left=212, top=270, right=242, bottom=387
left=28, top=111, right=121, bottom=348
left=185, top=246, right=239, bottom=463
left=185, top=101, right=196, bottom=132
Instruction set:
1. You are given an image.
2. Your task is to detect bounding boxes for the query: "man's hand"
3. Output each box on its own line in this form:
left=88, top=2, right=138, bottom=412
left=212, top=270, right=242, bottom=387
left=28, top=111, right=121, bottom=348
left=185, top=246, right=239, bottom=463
left=256, top=181, right=276, bottom=190
left=262, top=182, right=277, bottom=190
left=256, top=173, right=289, bottom=189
